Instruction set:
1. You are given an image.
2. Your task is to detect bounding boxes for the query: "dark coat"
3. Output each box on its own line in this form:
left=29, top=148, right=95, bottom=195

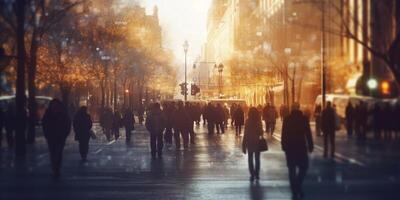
left=42, top=109, right=71, bottom=144
left=242, top=119, right=263, bottom=153
left=173, top=107, right=192, bottom=130
left=234, top=107, right=245, bottom=126
left=123, top=111, right=135, bottom=130
left=73, top=112, right=92, bottom=141
left=145, top=108, right=165, bottom=134
left=281, top=110, right=313, bottom=159
left=321, top=106, right=335, bottom=133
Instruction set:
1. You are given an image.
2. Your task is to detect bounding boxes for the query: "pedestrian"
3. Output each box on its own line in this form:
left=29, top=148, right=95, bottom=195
left=263, top=103, right=278, bottom=135
left=112, top=110, right=122, bottom=140
left=101, top=107, right=113, bottom=141
left=230, top=103, right=237, bottom=126
left=204, top=103, right=215, bottom=135
left=382, top=103, right=393, bottom=140
left=215, top=103, right=225, bottom=134
left=42, top=99, right=71, bottom=178
left=186, top=103, right=196, bottom=144
left=372, top=103, right=382, bottom=139
left=0, top=109, right=3, bottom=148
left=234, top=105, right=245, bottom=136
left=137, top=103, right=145, bottom=124
left=314, top=104, right=322, bottom=136
left=145, top=103, right=165, bottom=159
left=345, top=102, right=354, bottom=137
left=281, top=102, right=314, bottom=199
left=123, top=109, right=135, bottom=143
left=163, top=102, right=174, bottom=145
left=394, top=102, right=400, bottom=140
left=73, top=106, right=93, bottom=161
left=173, top=101, right=191, bottom=149
left=4, top=104, right=16, bottom=149
left=223, top=104, right=229, bottom=129
left=242, top=107, right=264, bottom=181
left=280, top=104, right=289, bottom=121
left=355, top=101, right=368, bottom=140
left=321, top=101, right=336, bottom=158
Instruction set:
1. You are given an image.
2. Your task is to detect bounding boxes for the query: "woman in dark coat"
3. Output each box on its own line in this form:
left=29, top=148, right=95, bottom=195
left=123, top=109, right=135, bottom=143
left=242, top=107, right=264, bottom=181
left=73, top=106, right=93, bottom=161
left=42, top=99, right=71, bottom=178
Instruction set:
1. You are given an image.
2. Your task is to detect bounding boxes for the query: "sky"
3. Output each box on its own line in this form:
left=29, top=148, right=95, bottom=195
left=139, top=0, right=212, bottom=64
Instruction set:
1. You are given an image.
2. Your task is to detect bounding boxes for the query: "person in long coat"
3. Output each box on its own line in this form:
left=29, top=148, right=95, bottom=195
left=321, top=101, right=336, bottom=158
left=73, top=106, right=93, bottom=161
left=145, top=103, right=166, bottom=158
left=281, top=102, right=313, bottom=199
left=234, top=105, right=245, bottom=136
left=42, top=99, right=71, bottom=178
left=123, top=109, right=135, bottom=143
left=242, top=107, right=264, bottom=181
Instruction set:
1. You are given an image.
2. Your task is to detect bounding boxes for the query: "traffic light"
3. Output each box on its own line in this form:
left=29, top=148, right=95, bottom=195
left=191, top=84, right=200, bottom=96
left=180, top=83, right=187, bottom=96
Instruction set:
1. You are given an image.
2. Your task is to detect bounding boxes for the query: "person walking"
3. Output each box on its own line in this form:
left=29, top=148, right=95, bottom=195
left=73, top=106, right=93, bottom=161
left=145, top=103, right=165, bottom=159
left=321, top=101, right=336, bottom=158
left=173, top=101, right=190, bottom=149
left=215, top=103, right=225, bottom=134
left=42, top=99, right=71, bottom=178
left=345, top=102, right=354, bottom=137
left=242, top=107, right=264, bottom=181
left=230, top=103, right=237, bottom=126
left=123, top=109, right=135, bottom=143
left=281, top=102, right=314, bottom=199
left=101, top=107, right=113, bottom=141
left=234, top=105, right=245, bottom=136
left=163, top=102, right=174, bottom=145
left=372, top=103, right=382, bottom=139
left=4, top=104, right=16, bottom=149
left=186, top=103, right=196, bottom=144
left=112, top=111, right=122, bottom=140
left=314, top=104, right=322, bottom=136
left=204, top=103, right=216, bottom=135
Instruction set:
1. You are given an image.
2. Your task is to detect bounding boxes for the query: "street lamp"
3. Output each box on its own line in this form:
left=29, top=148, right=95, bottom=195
left=183, top=40, right=189, bottom=101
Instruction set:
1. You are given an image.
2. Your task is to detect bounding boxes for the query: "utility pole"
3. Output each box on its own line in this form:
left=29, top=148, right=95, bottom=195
left=183, top=41, right=189, bottom=102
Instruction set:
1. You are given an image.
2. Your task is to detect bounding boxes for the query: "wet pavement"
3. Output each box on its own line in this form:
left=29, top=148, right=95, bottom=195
left=1, top=121, right=400, bottom=200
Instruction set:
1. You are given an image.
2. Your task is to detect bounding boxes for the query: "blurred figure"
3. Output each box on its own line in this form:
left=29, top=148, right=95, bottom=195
left=321, top=101, right=336, bottom=158
left=173, top=101, right=191, bottom=149
left=123, top=109, right=135, bottom=143
left=281, top=102, right=314, bottom=199
left=4, top=104, right=16, bottom=149
left=215, top=103, right=225, bottom=134
left=230, top=103, right=237, bottom=126
left=234, top=105, right=245, bottom=136
left=186, top=103, right=196, bottom=144
left=73, top=106, right=93, bottom=161
left=345, top=102, right=354, bottom=137
left=145, top=103, right=165, bottom=159
left=382, top=103, right=393, bottom=140
left=112, top=110, right=122, bottom=140
left=355, top=101, right=368, bottom=140
left=372, top=103, right=382, bottom=139
left=263, top=103, right=278, bottom=135
left=394, top=103, right=400, bottom=140
left=100, top=107, right=113, bottom=141
left=42, top=99, right=71, bottom=178
left=137, top=103, right=145, bottom=124
left=204, top=103, right=216, bottom=135
left=0, top=109, right=3, bottom=148
left=314, top=104, right=322, bottom=136
left=194, top=103, right=202, bottom=126
left=242, top=107, right=264, bottom=181
left=163, top=102, right=174, bottom=145
left=223, top=104, right=229, bottom=129
left=279, top=104, right=289, bottom=121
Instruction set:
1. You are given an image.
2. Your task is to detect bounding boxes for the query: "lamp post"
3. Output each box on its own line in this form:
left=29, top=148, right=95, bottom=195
left=183, top=40, right=189, bottom=101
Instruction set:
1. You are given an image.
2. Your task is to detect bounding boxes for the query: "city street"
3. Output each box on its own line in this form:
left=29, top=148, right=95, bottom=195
left=1, top=122, right=400, bottom=200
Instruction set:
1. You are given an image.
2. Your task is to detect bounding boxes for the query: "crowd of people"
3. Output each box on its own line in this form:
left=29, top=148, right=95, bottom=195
left=2, top=97, right=400, bottom=199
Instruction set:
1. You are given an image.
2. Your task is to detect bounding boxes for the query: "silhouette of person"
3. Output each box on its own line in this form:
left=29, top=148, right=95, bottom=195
left=234, top=105, right=245, bottom=136
left=345, top=102, right=354, bottom=137
left=145, top=103, right=165, bottom=158
left=173, top=101, right=190, bottom=149
left=123, top=109, right=135, bottom=143
left=204, top=103, right=216, bottom=135
left=100, top=107, right=113, bottom=141
left=186, top=103, right=196, bottom=144
left=42, top=99, right=71, bottom=178
left=4, top=104, right=16, bottom=149
left=314, top=103, right=322, bottom=136
left=372, top=103, right=382, bottom=139
left=242, top=107, right=264, bottom=181
left=162, top=102, right=174, bottom=145
left=321, top=101, right=336, bottom=158
left=73, top=106, right=93, bottom=161
left=281, top=102, right=313, bottom=199
left=0, top=109, right=3, bottom=148
left=112, top=111, right=122, bottom=140
left=215, top=103, right=225, bottom=134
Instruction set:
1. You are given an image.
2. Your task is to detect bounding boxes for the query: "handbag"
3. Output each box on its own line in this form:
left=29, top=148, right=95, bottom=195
left=258, top=136, right=268, bottom=152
